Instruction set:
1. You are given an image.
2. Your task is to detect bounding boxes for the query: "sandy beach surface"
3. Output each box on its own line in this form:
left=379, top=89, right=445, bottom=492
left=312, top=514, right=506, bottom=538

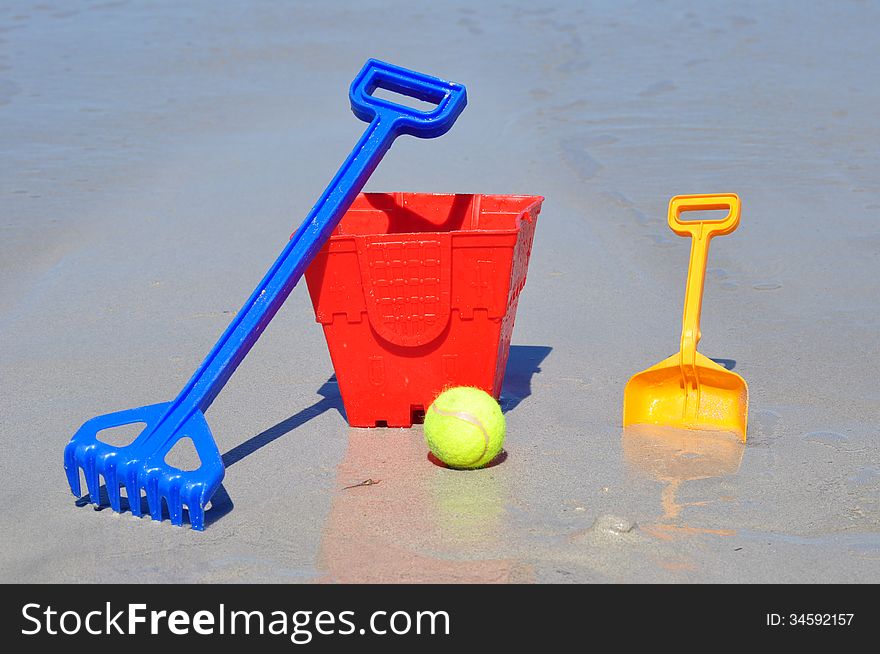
left=1, top=0, right=878, bottom=583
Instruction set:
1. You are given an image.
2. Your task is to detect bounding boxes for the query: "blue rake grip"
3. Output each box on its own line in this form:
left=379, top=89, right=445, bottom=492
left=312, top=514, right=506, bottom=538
left=63, top=59, right=467, bottom=529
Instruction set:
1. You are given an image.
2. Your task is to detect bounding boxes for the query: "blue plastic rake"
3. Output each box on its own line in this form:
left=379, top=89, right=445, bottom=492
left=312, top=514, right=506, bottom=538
left=63, top=59, right=467, bottom=530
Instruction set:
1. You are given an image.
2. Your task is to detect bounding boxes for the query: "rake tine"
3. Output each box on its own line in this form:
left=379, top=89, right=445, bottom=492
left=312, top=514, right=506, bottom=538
left=104, top=464, right=122, bottom=513
left=166, top=483, right=183, bottom=526
left=145, top=470, right=163, bottom=521
left=188, top=498, right=206, bottom=531
left=63, top=445, right=81, bottom=497
left=83, top=458, right=102, bottom=506
left=124, top=467, right=143, bottom=518
left=167, top=500, right=183, bottom=526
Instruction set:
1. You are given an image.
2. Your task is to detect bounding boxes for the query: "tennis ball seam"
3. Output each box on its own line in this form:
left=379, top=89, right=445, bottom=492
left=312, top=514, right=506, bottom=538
left=429, top=403, right=489, bottom=465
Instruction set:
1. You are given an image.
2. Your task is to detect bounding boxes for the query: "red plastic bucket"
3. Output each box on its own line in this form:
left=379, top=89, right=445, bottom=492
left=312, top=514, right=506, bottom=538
left=304, top=192, right=543, bottom=427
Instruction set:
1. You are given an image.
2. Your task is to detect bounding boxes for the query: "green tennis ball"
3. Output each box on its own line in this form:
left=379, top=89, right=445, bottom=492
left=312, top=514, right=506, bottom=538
left=424, top=387, right=506, bottom=469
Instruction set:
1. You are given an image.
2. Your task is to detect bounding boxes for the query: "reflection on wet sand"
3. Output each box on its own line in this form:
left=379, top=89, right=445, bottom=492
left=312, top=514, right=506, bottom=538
left=622, top=425, right=745, bottom=540
left=316, top=428, right=529, bottom=583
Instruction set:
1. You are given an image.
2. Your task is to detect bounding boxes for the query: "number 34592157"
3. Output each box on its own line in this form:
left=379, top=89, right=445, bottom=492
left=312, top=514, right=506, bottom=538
left=766, top=614, right=854, bottom=626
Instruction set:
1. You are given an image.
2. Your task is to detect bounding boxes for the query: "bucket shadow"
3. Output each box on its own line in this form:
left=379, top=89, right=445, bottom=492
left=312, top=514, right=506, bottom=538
left=499, top=345, right=553, bottom=412
left=222, top=376, right=345, bottom=468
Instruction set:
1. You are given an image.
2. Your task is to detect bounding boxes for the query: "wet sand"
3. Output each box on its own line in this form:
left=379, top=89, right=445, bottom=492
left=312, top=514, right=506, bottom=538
left=1, top=0, right=878, bottom=582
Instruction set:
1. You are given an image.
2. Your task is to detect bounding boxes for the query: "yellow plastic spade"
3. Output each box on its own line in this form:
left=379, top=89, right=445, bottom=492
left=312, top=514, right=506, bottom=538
left=623, top=194, right=748, bottom=442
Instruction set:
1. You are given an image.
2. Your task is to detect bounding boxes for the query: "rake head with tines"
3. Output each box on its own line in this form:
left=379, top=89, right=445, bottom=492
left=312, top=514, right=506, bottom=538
left=64, top=403, right=223, bottom=530
left=62, top=59, right=467, bottom=529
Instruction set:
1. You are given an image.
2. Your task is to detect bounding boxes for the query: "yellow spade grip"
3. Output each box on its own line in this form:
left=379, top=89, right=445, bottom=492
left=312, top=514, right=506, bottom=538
left=668, top=193, right=741, bottom=238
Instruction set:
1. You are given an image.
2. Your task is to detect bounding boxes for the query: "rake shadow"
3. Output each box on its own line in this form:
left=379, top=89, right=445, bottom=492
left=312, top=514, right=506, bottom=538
left=220, top=346, right=551, bottom=469
left=71, top=378, right=345, bottom=528
left=72, top=349, right=547, bottom=526
left=221, top=376, right=345, bottom=468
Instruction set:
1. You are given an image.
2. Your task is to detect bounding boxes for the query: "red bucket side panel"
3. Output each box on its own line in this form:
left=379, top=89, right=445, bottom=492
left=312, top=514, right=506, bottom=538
left=305, top=238, right=366, bottom=326
left=357, top=234, right=453, bottom=348
left=328, top=313, right=503, bottom=427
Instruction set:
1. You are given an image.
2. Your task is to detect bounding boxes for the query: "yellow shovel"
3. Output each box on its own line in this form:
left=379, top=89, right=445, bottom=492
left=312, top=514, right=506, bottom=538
left=623, top=194, right=748, bottom=441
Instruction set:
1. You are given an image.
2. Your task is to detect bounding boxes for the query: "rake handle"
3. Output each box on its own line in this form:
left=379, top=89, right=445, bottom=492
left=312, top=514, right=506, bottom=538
left=143, top=60, right=467, bottom=450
